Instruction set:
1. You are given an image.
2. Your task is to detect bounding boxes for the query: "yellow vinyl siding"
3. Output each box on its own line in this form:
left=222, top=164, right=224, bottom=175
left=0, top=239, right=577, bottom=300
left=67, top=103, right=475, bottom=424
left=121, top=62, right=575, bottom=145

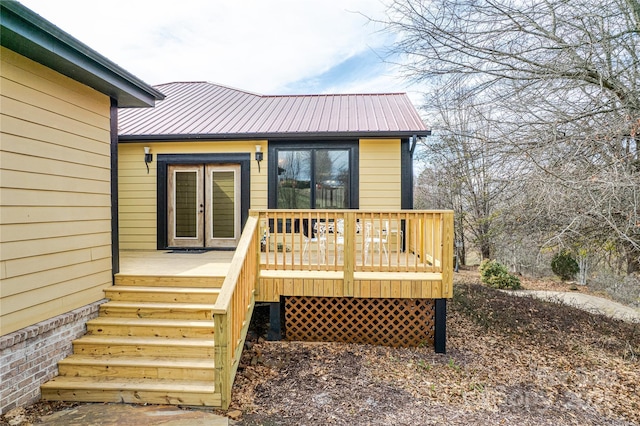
left=0, top=169, right=110, bottom=195
left=2, top=263, right=112, bottom=303
left=0, top=47, right=111, bottom=117
left=1, top=285, right=109, bottom=339
left=0, top=47, right=113, bottom=335
left=118, top=141, right=268, bottom=250
left=359, top=139, right=401, bottom=209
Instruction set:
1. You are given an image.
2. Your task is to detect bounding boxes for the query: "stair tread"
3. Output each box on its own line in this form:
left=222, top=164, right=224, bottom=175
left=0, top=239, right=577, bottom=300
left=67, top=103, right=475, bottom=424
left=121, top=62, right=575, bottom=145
left=74, top=335, right=215, bottom=347
left=101, top=301, right=217, bottom=309
left=114, top=275, right=224, bottom=288
left=105, top=286, right=220, bottom=294
left=41, top=376, right=216, bottom=393
left=87, top=317, right=215, bottom=328
left=116, top=274, right=222, bottom=279
left=58, top=355, right=215, bottom=368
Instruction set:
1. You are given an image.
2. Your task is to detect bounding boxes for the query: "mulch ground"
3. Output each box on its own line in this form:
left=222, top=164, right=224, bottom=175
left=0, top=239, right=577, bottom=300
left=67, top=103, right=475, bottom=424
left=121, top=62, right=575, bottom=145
left=4, top=270, right=639, bottom=425
left=231, top=271, right=639, bottom=425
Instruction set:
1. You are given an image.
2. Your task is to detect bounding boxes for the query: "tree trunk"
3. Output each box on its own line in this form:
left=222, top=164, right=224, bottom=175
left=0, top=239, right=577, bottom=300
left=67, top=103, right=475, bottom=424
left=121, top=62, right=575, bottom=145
left=627, top=248, right=640, bottom=274
left=480, top=241, right=491, bottom=260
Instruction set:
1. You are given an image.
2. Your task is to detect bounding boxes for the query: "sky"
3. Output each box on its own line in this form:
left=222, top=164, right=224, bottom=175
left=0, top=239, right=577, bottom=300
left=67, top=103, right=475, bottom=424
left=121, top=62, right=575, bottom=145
left=19, top=0, right=425, bottom=106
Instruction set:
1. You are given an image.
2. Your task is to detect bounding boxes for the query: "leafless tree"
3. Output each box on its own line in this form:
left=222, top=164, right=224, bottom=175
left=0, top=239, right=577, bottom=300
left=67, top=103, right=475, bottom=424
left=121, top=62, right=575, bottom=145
left=383, top=0, right=640, bottom=273
left=416, top=85, right=523, bottom=261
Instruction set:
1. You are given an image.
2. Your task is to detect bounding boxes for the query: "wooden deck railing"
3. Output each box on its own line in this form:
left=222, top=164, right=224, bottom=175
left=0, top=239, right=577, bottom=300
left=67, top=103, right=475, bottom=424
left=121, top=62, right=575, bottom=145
left=212, top=214, right=259, bottom=409
left=212, top=209, right=453, bottom=407
left=257, top=209, right=454, bottom=274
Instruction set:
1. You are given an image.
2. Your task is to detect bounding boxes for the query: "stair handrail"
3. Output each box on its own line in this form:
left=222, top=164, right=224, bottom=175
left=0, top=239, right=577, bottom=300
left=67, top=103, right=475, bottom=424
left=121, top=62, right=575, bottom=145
left=212, top=213, right=260, bottom=409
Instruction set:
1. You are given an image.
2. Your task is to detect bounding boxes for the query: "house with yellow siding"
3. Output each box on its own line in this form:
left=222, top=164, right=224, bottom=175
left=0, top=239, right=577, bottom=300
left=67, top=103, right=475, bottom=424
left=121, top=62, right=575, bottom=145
left=117, top=81, right=426, bottom=250
left=114, top=83, right=450, bottom=410
left=1, top=0, right=453, bottom=413
left=0, top=1, right=163, bottom=414
left=115, top=80, right=451, bottom=352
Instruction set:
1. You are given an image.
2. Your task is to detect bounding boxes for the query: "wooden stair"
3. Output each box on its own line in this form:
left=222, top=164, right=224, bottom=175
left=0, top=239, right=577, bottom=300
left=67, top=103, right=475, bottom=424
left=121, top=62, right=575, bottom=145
left=41, top=274, right=224, bottom=407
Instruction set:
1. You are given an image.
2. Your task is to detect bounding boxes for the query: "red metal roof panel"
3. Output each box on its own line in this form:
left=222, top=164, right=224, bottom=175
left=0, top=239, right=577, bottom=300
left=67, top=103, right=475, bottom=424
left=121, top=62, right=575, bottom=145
left=118, top=81, right=428, bottom=138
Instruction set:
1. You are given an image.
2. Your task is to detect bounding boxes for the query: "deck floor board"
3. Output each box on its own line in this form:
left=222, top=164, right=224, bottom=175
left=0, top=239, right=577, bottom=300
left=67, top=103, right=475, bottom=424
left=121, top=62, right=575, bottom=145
left=119, top=250, right=233, bottom=277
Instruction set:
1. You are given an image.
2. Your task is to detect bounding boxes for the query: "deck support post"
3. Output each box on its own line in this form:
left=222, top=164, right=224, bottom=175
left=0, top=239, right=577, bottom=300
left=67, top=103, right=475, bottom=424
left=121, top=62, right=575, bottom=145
left=434, top=298, right=446, bottom=353
left=267, top=300, right=282, bottom=341
left=214, top=312, right=231, bottom=409
left=343, top=212, right=355, bottom=297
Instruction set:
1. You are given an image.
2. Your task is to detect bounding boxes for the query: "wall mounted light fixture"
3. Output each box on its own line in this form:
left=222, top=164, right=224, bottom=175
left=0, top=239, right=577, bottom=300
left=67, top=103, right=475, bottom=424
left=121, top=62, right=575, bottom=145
left=255, top=145, right=263, bottom=173
left=144, top=146, right=153, bottom=174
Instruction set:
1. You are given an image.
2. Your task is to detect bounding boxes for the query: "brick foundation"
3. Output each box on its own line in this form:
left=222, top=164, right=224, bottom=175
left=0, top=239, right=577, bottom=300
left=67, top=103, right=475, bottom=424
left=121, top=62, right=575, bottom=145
left=0, top=300, right=104, bottom=414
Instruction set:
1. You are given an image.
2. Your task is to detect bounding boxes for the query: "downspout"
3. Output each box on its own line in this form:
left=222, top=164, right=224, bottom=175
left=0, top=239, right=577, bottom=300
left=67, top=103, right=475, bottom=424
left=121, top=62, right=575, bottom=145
left=401, top=135, right=418, bottom=210
left=409, top=134, right=418, bottom=158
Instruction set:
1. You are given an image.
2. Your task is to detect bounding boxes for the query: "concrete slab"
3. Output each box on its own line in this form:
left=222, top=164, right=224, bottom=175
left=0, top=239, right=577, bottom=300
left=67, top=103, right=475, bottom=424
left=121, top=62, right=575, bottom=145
left=35, top=404, right=228, bottom=426
left=506, top=290, right=640, bottom=323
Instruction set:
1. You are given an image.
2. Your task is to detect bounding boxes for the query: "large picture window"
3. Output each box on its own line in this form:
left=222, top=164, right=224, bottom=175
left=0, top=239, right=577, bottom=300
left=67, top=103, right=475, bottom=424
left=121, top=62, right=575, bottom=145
left=269, top=143, right=358, bottom=209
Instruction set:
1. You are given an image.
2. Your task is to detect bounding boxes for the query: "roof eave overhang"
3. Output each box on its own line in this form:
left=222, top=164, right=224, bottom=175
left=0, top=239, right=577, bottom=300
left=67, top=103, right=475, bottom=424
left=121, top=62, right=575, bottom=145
left=0, top=1, right=164, bottom=107
left=118, top=130, right=431, bottom=142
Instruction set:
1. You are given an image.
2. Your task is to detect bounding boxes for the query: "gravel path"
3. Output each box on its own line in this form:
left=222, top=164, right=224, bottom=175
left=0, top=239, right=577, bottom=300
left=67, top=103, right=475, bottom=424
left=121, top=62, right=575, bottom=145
left=506, top=290, right=640, bottom=323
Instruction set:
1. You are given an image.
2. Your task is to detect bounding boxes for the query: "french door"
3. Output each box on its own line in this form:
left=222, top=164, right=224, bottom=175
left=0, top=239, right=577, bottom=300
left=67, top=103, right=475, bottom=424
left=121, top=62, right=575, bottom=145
left=167, top=164, right=240, bottom=249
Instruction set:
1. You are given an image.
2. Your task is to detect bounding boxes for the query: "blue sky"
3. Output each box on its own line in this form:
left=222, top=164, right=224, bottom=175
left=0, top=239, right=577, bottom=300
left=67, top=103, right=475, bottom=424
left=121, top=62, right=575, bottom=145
left=283, top=48, right=399, bottom=94
left=18, top=0, right=422, bottom=103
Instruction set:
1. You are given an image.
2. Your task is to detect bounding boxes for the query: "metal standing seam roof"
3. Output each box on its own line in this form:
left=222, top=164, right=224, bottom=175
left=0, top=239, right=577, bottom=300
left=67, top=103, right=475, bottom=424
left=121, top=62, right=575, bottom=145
left=118, top=81, right=429, bottom=140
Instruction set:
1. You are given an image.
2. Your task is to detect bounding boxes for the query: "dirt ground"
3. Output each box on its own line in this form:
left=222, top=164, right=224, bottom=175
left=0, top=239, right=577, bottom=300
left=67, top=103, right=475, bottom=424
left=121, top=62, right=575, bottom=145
left=231, top=270, right=639, bottom=425
left=4, top=270, right=639, bottom=426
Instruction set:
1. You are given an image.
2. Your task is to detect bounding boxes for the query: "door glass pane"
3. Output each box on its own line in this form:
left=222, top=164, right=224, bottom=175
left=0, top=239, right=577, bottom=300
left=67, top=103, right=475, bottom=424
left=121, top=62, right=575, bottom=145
left=315, top=149, right=349, bottom=209
left=277, top=150, right=311, bottom=208
left=211, top=170, right=235, bottom=238
left=175, top=171, right=198, bottom=238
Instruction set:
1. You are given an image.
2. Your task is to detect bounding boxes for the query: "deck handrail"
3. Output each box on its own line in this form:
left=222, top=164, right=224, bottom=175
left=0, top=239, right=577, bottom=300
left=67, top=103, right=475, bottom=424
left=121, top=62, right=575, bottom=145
left=212, top=213, right=259, bottom=409
left=256, top=210, right=453, bottom=291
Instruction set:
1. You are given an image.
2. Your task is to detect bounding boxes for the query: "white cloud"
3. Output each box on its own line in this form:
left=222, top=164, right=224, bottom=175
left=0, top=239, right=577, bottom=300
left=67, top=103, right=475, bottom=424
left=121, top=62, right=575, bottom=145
left=19, top=0, right=422, bottom=100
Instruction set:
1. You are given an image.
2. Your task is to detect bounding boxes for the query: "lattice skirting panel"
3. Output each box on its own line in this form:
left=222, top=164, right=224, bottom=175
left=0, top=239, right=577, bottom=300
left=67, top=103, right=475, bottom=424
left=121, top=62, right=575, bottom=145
left=284, top=297, right=435, bottom=347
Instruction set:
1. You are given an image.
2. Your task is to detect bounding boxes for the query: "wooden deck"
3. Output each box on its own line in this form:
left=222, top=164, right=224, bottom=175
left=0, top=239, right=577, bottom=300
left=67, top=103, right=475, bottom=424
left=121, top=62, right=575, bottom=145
left=118, top=249, right=447, bottom=302
left=119, top=250, right=234, bottom=277
left=119, top=249, right=426, bottom=276
left=42, top=210, right=453, bottom=409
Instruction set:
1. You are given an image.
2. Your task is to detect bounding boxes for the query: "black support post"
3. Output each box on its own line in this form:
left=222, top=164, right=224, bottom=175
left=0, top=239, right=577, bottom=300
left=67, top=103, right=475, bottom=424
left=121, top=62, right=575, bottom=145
left=434, top=299, right=447, bottom=353
left=267, top=300, right=282, bottom=341
left=110, top=98, right=119, bottom=277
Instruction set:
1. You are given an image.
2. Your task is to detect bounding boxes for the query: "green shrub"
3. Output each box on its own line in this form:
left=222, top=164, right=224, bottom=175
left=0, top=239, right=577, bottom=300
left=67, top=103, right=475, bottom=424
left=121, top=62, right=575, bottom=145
left=479, top=259, right=505, bottom=280
left=551, top=250, right=579, bottom=281
left=485, top=271, right=522, bottom=289
left=479, top=259, right=521, bottom=290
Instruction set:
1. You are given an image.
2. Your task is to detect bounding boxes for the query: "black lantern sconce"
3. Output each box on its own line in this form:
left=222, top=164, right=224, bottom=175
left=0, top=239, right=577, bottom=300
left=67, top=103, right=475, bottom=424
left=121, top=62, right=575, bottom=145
left=144, top=146, right=153, bottom=174
left=255, top=145, right=263, bottom=172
